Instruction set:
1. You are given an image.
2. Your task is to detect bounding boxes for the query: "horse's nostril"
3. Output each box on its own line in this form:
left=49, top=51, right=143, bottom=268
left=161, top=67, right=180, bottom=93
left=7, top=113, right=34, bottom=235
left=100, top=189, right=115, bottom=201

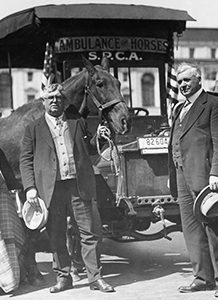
left=121, top=118, right=128, bottom=133
left=121, top=117, right=126, bottom=125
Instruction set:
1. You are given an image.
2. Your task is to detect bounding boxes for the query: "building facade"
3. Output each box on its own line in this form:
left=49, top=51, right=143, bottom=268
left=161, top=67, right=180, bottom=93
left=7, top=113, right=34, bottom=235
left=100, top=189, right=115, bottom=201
left=0, top=68, right=42, bottom=117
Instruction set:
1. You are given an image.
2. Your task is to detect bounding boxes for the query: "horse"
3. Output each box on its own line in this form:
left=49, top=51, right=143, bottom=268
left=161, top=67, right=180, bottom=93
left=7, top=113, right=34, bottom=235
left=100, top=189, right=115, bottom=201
left=0, top=56, right=131, bottom=177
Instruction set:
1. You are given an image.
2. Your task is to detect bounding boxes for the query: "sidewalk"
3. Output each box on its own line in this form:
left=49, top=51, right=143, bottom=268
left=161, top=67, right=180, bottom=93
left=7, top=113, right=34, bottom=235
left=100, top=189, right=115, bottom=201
left=1, top=236, right=217, bottom=300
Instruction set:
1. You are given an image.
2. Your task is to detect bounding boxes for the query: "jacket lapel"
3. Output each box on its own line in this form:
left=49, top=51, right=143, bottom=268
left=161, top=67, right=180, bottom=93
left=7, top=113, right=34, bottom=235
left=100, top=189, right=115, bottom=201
left=37, top=116, right=55, bottom=149
left=169, top=103, right=184, bottom=145
left=37, top=114, right=78, bottom=148
left=180, top=91, right=207, bottom=139
left=66, top=118, right=78, bottom=140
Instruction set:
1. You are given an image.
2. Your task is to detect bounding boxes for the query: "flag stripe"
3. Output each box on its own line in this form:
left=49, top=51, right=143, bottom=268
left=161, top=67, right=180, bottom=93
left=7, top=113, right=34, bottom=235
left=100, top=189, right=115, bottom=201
left=166, top=60, right=179, bottom=126
left=41, top=42, right=55, bottom=91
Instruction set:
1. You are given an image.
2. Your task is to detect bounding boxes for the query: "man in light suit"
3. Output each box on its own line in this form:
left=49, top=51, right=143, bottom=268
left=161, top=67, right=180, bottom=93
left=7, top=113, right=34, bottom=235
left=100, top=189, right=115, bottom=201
left=19, top=83, right=115, bottom=293
left=168, top=62, right=218, bottom=293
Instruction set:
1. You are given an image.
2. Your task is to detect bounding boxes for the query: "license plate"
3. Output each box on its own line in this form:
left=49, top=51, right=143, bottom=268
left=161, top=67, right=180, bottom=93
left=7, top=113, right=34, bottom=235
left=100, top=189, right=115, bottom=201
left=138, top=136, right=169, bottom=149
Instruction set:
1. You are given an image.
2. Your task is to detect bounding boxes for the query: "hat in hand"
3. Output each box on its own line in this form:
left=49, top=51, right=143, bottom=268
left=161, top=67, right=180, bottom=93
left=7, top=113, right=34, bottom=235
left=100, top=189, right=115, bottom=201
left=22, top=198, right=48, bottom=230
left=193, top=185, right=218, bottom=223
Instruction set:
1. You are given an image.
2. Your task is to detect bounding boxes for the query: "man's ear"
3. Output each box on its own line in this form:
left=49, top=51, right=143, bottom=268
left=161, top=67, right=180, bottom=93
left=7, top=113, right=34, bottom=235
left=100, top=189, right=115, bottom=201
left=198, top=76, right=202, bottom=84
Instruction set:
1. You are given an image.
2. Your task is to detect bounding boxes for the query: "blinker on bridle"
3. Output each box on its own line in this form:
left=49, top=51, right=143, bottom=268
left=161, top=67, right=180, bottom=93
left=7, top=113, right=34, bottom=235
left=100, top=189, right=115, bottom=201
left=79, top=72, right=124, bottom=122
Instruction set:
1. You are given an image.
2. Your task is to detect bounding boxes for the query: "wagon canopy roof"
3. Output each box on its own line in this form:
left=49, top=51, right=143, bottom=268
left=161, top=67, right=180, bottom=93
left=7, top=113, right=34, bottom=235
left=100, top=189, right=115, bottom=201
left=0, top=3, right=195, bottom=69
left=0, top=3, right=194, bottom=37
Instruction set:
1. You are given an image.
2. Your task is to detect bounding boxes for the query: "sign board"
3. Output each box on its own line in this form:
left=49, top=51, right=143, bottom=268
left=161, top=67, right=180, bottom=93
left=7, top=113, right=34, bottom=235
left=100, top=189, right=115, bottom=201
left=55, top=36, right=168, bottom=62
left=55, top=36, right=168, bottom=53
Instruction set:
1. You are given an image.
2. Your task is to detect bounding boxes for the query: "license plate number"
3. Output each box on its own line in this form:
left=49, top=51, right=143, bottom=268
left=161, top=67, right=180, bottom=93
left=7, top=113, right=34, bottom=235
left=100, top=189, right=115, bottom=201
left=138, top=137, right=169, bottom=149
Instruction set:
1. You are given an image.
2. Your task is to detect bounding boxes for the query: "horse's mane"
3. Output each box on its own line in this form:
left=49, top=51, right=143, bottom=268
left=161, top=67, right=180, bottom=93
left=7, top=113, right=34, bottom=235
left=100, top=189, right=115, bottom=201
left=0, top=99, right=44, bottom=176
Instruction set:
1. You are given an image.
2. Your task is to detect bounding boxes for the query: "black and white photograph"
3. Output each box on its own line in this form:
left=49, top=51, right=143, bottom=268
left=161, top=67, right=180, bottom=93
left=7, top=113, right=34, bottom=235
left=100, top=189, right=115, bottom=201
left=0, top=0, right=218, bottom=299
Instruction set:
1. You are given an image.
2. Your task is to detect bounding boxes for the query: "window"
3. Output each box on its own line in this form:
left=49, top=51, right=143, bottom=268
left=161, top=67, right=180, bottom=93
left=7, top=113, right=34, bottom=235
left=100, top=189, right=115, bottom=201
left=141, top=73, right=155, bottom=107
left=204, top=66, right=217, bottom=80
left=123, top=71, right=128, bottom=82
left=27, top=94, right=35, bottom=102
left=118, top=67, right=160, bottom=115
left=189, top=48, right=195, bottom=59
left=27, top=71, right=33, bottom=82
left=205, top=71, right=217, bottom=80
left=0, top=73, right=11, bottom=108
left=211, top=48, right=216, bottom=59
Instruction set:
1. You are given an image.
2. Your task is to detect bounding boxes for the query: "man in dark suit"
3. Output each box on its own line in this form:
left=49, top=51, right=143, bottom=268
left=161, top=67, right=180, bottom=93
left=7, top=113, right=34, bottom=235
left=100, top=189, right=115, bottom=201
left=19, top=83, right=115, bottom=293
left=168, top=62, right=218, bottom=293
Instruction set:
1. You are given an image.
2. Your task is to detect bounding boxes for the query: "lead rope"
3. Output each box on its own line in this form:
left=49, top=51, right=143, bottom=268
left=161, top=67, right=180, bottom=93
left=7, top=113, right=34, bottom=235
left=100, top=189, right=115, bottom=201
left=96, top=124, right=120, bottom=176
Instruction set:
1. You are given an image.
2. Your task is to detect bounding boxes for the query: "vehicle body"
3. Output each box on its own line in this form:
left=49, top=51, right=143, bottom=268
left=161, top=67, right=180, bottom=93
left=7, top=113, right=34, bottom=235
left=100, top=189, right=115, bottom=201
left=0, top=3, right=194, bottom=241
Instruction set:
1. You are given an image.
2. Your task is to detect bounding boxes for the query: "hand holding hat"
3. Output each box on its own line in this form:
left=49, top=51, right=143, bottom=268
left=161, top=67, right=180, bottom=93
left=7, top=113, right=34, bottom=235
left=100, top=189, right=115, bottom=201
left=26, top=188, right=41, bottom=212
left=193, top=185, right=218, bottom=223
left=209, top=175, right=218, bottom=191
left=23, top=188, right=48, bottom=230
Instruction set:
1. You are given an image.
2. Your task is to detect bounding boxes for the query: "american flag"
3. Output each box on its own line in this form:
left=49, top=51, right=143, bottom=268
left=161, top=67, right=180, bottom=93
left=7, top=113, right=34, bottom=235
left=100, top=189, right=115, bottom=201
left=41, top=42, right=55, bottom=91
left=166, top=59, right=179, bottom=126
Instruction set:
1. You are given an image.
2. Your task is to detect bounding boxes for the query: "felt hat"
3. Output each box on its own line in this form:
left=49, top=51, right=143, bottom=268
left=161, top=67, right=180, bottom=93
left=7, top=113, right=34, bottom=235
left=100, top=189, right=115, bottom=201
left=40, top=83, right=63, bottom=99
left=193, top=185, right=218, bottom=223
left=22, top=198, right=48, bottom=230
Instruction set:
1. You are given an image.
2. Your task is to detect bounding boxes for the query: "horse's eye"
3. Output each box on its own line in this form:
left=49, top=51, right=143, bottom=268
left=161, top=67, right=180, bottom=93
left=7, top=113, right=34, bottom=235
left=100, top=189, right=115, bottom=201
left=96, top=80, right=104, bottom=88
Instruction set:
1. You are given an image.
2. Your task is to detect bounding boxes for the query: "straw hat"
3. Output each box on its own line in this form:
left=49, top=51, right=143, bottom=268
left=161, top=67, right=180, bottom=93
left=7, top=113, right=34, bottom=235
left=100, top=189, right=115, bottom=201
left=193, top=185, right=218, bottom=223
left=22, top=198, right=48, bottom=230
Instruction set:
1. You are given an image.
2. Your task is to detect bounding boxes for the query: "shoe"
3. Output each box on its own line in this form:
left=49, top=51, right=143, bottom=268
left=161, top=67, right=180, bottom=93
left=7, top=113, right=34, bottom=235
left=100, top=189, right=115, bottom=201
left=27, top=265, right=45, bottom=286
left=90, top=279, right=115, bottom=293
left=49, top=276, right=73, bottom=293
left=178, top=278, right=215, bottom=293
left=71, top=269, right=81, bottom=282
left=215, top=290, right=218, bottom=297
left=0, top=288, right=5, bottom=295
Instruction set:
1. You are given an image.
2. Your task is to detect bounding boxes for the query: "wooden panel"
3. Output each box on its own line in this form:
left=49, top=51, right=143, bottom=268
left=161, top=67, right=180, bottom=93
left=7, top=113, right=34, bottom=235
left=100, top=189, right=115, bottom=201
left=124, top=152, right=170, bottom=197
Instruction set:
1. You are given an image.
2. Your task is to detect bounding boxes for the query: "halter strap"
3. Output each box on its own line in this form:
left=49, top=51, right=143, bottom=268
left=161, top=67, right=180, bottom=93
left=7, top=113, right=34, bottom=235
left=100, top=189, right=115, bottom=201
left=78, top=72, right=124, bottom=121
left=86, top=86, right=122, bottom=110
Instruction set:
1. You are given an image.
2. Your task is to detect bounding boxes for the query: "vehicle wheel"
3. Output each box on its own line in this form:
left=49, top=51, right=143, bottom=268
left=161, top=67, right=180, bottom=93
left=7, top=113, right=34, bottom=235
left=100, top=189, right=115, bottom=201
left=129, top=107, right=149, bottom=116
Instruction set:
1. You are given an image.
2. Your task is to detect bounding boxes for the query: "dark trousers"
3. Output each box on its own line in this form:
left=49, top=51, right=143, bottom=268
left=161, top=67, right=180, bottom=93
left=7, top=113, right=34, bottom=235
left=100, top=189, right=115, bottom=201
left=46, top=179, right=102, bottom=283
left=176, top=166, right=218, bottom=283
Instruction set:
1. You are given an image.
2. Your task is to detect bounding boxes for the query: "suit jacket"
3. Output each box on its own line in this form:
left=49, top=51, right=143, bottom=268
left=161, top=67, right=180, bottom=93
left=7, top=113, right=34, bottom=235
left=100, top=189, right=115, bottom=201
left=19, top=113, right=98, bottom=208
left=168, top=90, right=218, bottom=197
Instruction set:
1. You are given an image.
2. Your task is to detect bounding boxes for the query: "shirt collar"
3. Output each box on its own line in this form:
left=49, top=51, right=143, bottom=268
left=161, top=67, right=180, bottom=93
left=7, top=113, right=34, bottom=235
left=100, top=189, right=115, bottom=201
left=45, top=112, right=65, bottom=127
left=187, top=88, right=203, bottom=104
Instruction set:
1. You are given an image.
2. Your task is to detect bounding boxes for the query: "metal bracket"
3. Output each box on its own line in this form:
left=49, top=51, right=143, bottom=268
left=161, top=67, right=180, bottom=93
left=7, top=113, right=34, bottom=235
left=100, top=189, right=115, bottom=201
left=117, top=197, right=137, bottom=216
left=152, top=200, right=172, bottom=241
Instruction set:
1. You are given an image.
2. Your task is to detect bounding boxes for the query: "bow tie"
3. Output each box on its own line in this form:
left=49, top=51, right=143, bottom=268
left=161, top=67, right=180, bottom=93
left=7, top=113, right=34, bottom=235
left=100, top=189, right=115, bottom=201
left=55, top=117, right=64, bottom=127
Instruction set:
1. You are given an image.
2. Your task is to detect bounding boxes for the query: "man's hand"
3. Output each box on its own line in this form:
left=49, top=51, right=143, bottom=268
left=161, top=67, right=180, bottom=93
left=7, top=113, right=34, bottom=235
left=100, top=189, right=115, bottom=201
left=97, top=125, right=111, bottom=140
left=209, top=175, right=218, bottom=191
left=26, top=188, right=41, bottom=211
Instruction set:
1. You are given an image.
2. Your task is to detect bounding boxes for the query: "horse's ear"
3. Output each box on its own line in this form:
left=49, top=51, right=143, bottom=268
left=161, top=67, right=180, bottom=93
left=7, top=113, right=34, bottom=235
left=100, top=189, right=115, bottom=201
left=101, top=56, right=110, bottom=72
left=81, top=55, right=96, bottom=77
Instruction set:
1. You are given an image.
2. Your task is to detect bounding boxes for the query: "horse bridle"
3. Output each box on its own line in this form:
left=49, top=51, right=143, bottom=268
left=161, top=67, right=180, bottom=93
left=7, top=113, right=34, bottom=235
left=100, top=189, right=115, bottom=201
left=79, top=73, right=124, bottom=122
left=79, top=72, right=122, bottom=176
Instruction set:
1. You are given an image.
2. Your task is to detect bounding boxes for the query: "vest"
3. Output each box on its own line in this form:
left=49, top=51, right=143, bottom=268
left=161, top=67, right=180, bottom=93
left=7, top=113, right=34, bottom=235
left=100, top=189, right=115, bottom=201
left=172, top=111, right=190, bottom=167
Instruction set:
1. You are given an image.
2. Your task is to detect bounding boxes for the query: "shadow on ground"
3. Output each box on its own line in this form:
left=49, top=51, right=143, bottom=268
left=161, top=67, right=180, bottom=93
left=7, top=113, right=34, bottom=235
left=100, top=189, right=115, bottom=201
left=8, top=232, right=191, bottom=297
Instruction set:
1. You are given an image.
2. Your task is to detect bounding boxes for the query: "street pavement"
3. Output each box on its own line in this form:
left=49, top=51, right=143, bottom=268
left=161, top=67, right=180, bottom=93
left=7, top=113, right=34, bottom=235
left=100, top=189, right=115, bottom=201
left=1, top=223, right=217, bottom=300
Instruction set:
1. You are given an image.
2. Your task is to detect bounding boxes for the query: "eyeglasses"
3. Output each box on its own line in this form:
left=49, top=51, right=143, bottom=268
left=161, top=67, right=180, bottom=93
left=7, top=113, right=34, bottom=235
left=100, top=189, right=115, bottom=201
left=43, top=95, right=63, bottom=101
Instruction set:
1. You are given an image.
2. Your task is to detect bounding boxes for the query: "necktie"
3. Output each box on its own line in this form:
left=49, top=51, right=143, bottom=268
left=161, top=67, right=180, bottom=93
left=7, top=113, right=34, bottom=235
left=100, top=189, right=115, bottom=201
left=180, top=100, right=191, bottom=121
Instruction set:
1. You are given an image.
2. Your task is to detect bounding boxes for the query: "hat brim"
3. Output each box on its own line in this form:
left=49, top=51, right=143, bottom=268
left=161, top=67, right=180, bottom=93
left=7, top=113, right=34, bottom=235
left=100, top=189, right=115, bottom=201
left=193, top=185, right=216, bottom=223
left=22, top=198, right=48, bottom=230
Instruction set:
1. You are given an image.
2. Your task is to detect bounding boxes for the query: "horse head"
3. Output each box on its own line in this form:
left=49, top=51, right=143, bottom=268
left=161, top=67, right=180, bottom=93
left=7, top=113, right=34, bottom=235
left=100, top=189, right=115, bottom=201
left=61, top=57, right=131, bottom=135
